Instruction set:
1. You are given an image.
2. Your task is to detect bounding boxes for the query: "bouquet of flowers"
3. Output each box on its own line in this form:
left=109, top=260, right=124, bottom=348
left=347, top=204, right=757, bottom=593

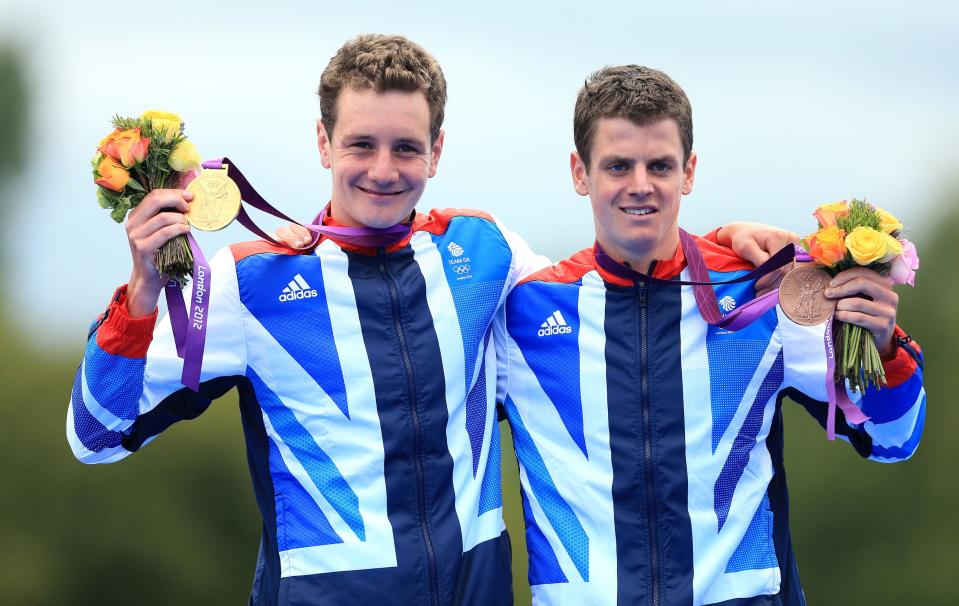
left=92, top=110, right=202, bottom=284
left=802, top=199, right=919, bottom=392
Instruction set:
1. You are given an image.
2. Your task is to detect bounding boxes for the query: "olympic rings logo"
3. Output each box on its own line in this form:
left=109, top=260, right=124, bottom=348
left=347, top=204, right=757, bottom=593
left=452, top=264, right=471, bottom=274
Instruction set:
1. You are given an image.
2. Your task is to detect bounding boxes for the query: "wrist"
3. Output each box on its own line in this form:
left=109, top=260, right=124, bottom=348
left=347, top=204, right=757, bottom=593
left=878, top=335, right=897, bottom=361
left=126, top=273, right=162, bottom=318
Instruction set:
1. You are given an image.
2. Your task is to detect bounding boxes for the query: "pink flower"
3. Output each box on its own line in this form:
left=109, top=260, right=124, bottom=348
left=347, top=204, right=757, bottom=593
left=176, top=168, right=201, bottom=188
left=890, top=239, right=919, bottom=286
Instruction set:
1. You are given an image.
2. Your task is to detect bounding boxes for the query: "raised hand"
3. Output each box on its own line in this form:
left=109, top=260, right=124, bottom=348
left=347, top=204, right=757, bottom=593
left=825, top=267, right=898, bottom=358
left=125, top=189, right=193, bottom=317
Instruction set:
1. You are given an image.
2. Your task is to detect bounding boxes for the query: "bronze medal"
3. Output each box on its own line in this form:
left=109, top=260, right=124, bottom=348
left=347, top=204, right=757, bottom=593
left=778, top=266, right=836, bottom=326
left=185, top=167, right=241, bottom=231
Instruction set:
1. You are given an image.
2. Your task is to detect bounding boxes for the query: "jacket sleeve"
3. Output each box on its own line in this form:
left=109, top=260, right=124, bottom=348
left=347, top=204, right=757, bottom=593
left=67, top=247, right=248, bottom=464
left=494, top=217, right=552, bottom=290
left=780, top=313, right=926, bottom=462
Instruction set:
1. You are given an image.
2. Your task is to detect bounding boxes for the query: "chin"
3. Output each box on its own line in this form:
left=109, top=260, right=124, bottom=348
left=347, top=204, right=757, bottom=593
left=363, top=209, right=412, bottom=228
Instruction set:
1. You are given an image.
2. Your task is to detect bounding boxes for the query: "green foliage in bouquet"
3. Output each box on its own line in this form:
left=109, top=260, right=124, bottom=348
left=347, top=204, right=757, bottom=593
left=91, top=111, right=202, bottom=284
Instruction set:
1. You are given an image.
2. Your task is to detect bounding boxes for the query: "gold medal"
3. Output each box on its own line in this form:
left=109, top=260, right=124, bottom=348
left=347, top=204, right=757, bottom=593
left=778, top=266, right=836, bottom=326
left=185, top=166, right=241, bottom=231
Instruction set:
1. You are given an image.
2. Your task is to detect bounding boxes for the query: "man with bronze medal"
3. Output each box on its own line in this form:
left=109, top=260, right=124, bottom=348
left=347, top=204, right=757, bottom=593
left=494, top=66, right=925, bottom=605
left=70, top=35, right=828, bottom=605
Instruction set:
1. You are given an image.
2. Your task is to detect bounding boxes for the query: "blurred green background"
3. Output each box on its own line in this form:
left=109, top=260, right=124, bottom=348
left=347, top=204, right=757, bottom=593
left=2, top=26, right=957, bottom=605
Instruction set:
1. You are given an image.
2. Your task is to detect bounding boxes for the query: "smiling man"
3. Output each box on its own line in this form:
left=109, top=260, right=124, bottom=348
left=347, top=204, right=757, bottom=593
left=498, top=65, right=926, bottom=605
left=68, top=36, right=799, bottom=606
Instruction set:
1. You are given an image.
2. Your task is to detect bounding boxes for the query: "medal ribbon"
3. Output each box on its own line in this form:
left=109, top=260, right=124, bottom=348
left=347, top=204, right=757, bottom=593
left=165, top=158, right=413, bottom=391
left=595, top=228, right=868, bottom=440
left=164, top=232, right=210, bottom=391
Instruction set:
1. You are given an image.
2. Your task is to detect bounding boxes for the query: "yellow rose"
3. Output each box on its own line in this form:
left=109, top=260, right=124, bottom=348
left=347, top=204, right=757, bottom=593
left=876, top=208, right=903, bottom=234
left=806, top=225, right=847, bottom=267
left=141, top=110, right=183, bottom=139
left=168, top=140, right=202, bottom=172
left=882, top=233, right=903, bottom=263
left=845, top=226, right=888, bottom=265
left=813, top=200, right=850, bottom=228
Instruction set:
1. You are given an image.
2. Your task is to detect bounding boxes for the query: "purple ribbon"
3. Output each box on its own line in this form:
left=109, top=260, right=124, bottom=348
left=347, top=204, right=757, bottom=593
left=595, top=229, right=868, bottom=440
left=595, top=229, right=798, bottom=329
left=164, top=232, right=210, bottom=391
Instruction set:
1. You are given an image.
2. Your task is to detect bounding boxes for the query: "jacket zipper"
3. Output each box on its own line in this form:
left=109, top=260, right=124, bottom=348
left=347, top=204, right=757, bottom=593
left=636, top=282, right=661, bottom=606
left=378, top=249, right=441, bottom=606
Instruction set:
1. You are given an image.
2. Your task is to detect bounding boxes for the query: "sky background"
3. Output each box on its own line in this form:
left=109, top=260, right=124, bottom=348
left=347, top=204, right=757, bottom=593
left=1, top=0, right=957, bottom=349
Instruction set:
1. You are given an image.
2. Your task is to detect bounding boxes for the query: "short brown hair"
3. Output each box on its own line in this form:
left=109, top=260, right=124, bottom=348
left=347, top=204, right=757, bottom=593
left=318, top=34, right=447, bottom=143
left=573, top=65, right=693, bottom=168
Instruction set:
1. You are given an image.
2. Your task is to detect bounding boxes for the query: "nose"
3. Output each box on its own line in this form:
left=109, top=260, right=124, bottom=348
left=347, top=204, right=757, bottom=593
left=368, top=148, right=399, bottom=184
left=627, top=170, right=654, bottom=198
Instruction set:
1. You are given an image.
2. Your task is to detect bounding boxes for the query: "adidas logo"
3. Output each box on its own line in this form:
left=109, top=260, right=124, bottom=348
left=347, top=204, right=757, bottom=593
left=278, top=274, right=319, bottom=302
left=719, top=295, right=737, bottom=313
left=537, top=310, right=572, bottom=337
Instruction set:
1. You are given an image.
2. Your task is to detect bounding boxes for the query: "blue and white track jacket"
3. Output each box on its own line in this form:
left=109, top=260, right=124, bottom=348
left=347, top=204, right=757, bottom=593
left=496, top=237, right=925, bottom=606
left=67, top=209, right=549, bottom=606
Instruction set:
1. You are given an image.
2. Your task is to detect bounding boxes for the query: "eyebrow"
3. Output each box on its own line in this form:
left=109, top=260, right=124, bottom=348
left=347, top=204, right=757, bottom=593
left=597, top=155, right=636, bottom=167
left=339, top=133, right=427, bottom=147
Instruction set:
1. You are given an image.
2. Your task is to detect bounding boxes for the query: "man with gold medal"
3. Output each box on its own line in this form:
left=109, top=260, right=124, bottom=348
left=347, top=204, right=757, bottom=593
left=68, top=35, right=804, bottom=605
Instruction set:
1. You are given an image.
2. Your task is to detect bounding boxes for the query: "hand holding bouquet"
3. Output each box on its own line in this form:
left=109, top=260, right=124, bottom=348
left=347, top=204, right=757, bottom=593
left=802, top=199, right=919, bottom=392
left=92, top=110, right=202, bottom=284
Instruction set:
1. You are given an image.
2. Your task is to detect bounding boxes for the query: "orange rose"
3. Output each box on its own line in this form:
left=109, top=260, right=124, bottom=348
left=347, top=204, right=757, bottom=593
left=806, top=225, right=847, bottom=267
left=98, top=128, right=150, bottom=168
left=94, top=155, right=130, bottom=192
left=813, top=200, right=850, bottom=228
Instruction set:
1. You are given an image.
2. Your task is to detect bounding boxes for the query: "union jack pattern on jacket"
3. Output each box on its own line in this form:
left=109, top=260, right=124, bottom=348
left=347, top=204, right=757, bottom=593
left=496, top=235, right=925, bottom=606
left=68, top=209, right=549, bottom=606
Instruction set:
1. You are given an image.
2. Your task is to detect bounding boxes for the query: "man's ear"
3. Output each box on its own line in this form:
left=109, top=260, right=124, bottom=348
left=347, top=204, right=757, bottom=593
left=428, top=129, right=445, bottom=178
left=570, top=151, right=590, bottom=196
left=682, top=151, right=698, bottom=195
left=316, top=119, right=332, bottom=169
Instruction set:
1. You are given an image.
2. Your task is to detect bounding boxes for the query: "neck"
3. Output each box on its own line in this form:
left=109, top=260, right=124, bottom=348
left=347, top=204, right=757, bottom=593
left=597, top=233, right=679, bottom=274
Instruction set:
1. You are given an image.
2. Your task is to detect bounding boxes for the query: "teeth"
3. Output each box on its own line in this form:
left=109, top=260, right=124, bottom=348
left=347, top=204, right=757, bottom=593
left=623, top=208, right=654, bottom=215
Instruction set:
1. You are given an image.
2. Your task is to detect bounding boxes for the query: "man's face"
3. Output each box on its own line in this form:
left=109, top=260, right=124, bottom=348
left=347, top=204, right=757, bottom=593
left=317, top=88, right=444, bottom=228
left=571, top=117, right=697, bottom=269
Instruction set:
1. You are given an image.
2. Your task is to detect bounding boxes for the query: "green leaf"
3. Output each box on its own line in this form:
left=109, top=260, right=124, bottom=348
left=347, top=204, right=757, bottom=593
left=125, top=178, right=146, bottom=192
left=96, top=187, right=116, bottom=209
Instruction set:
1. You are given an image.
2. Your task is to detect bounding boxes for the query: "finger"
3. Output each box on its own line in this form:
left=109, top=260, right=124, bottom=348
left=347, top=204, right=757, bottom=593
left=139, top=210, right=191, bottom=237
left=130, top=189, right=192, bottom=223
left=134, top=222, right=193, bottom=257
left=833, top=309, right=895, bottom=346
left=828, top=266, right=894, bottom=288
left=737, top=240, right=770, bottom=267
left=755, top=266, right=788, bottom=293
left=764, top=230, right=801, bottom=252
left=273, top=226, right=303, bottom=247
left=128, top=212, right=191, bottom=254
left=826, top=276, right=898, bottom=305
left=834, top=296, right=896, bottom=318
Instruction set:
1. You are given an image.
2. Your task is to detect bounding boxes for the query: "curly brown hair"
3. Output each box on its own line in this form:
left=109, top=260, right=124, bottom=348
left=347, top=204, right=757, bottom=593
left=573, top=65, right=693, bottom=168
left=318, top=34, right=447, bottom=143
